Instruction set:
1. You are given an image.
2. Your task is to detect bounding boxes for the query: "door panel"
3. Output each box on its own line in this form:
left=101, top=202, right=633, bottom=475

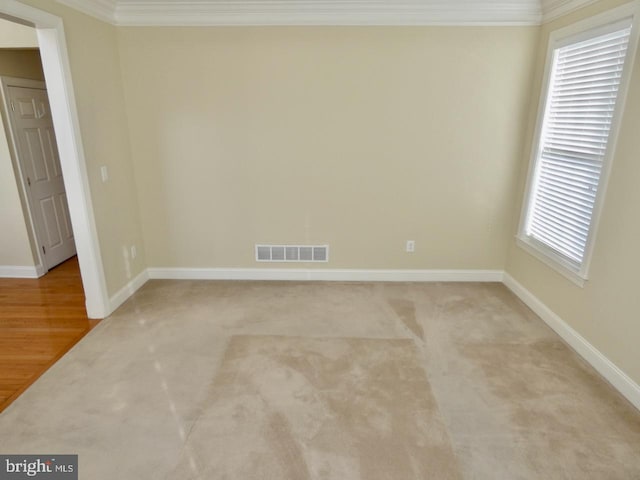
left=59, top=193, right=73, bottom=240
left=15, top=96, right=37, bottom=119
left=8, top=85, right=76, bottom=271
left=44, top=127, right=62, bottom=178
left=40, top=197, right=62, bottom=248
left=24, top=128, right=48, bottom=181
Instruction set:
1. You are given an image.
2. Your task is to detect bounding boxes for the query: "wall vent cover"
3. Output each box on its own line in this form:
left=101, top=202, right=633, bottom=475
left=256, top=244, right=329, bottom=263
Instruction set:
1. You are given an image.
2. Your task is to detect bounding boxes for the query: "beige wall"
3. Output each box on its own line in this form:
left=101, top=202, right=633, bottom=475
left=0, top=48, right=44, bottom=80
left=6, top=1, right=146, bottom=295
left=0, top=18, right=38, bottom=48
left=118, top=26, right=538, bottom=269
left=506, top=0, right=640, bottom=385
left=0, top=48, right=44, bottom=268
left=0, top=111, right=35, bottom=267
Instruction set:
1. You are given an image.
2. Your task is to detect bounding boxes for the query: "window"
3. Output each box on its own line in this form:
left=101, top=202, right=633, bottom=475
left=518, top=5, right=639, bottom=285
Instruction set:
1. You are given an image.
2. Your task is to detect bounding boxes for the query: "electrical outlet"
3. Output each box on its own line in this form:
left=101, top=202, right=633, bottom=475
left=131, top=245, right=137, bottom=259
left=406, top=240, right=415, bottom=253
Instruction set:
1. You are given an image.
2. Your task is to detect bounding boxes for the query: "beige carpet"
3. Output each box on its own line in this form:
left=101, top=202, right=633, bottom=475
left=0, top=281, right=639, bottom=478
left=172, top=335, right=461, bottom=479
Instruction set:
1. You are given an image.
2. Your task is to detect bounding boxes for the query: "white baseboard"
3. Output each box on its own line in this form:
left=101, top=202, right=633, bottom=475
left=108, top=268, right=149, bottom=313
left=0, top=265, right=42, bottom=278
left=503, top=273, right=640, bottom=411
left=147, top=267, right=504, bottom=282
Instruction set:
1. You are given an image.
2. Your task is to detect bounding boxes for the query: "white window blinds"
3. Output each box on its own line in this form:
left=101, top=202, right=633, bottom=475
left=525, top=20, right=633, bottom=269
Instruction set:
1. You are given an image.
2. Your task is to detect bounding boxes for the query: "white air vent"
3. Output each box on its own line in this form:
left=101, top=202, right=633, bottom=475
left=255, top=245, right=329, bottom=263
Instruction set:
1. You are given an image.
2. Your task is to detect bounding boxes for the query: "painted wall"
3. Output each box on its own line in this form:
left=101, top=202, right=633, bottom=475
left=0, top=17, right=38, bottom=48
left=0, top=111, right=35, bottom=267
left=0, top=48, right=44, bottom=268
left=118, top=26, right=538, bottom=270
left=0, top=48, right=44, bottom=80
left=7, top=1, right=146, bottom=296
left=506, top=0, right=640, bottom=386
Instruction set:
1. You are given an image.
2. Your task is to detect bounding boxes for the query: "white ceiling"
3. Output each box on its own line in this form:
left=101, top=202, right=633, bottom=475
left=55, top=0, right=599, bottom=26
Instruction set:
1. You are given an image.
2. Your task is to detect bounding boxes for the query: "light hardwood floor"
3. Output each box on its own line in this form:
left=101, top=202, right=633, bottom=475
left=0, top=257, right=99, bottom=412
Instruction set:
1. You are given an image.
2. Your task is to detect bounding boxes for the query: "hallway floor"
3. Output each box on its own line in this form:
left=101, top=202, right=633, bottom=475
left=0, top=257, right=99, bottom=412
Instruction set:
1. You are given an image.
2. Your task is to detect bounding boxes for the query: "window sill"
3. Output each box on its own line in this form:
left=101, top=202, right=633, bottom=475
left=515, top=236, right=587, bottom=288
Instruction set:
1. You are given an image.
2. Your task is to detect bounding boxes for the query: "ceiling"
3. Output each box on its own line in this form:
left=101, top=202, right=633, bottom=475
left=55, top=0, right=599, bottom=26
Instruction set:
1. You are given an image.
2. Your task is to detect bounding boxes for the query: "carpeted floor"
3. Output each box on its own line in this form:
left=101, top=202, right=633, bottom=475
left=171, top=336, right=460, bottom=479
left=0, top=281, right=638, bottom=479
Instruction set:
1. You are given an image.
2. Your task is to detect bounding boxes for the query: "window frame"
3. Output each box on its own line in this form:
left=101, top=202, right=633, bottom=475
left=517, top=2, right=640, bottom=287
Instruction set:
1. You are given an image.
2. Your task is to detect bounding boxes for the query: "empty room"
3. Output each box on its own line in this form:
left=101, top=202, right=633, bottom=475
left=0, top=0, right=639, bottom=478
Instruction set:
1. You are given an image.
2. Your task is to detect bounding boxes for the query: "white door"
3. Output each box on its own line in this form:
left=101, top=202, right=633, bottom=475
left=6, top=85, right=76, bottom=271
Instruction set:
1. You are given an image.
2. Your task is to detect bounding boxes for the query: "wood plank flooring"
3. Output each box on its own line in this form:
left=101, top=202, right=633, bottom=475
left=0, top=257, right=99, bottom=413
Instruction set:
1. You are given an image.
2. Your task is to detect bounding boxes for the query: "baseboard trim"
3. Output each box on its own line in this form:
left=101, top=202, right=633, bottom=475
left=0, top=265, right=41, bottom=278
left=503, top=273, right=640, bottom=411
left=146, top=267, right=504, bottom=282
left=108, top=269, right=149, bottom=314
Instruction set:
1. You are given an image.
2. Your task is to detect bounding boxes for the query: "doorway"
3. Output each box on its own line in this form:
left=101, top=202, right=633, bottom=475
left=1, top=76, right=78, bottom=272
left=0, top=1, right=109, bottom=319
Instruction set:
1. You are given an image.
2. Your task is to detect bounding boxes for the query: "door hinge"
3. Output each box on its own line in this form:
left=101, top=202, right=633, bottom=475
left=42, top=245, right=46, bottom=255
left=10, top=100, right=15, bottom=112
left=27, top=177, right=31, bottom=187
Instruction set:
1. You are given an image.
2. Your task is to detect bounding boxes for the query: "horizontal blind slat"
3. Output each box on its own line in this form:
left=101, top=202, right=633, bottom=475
left=537, top=180, right=597, bottom=205
left=555, top=67, right=624, bottom=84
left=530, top=217, right=588, bottom=250
left=529, top=223, right=586, bottom=261
left=540, top=160, right=602, bottom=179
left=530, top=217, right=588, bottom=248
left=540, top=163, right=601, bottom=184
left=535, top=197, right=593, bottom=224
left=558, top=46, right=627, bottom=68
left=560, top=28, right=630, bottom=54
left=545, top=132, right=610, bottom=145
left=540, top=151, right=605, bottom=169
left=531, top=215, right=589, bottom=245
left=532, top=206, right=593, bottom=235
left=553, top=80, right=621, bottom=93
left=556, top=57, right=627, bottom=76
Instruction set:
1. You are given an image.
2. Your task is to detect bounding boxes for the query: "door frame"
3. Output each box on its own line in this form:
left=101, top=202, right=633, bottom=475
left=0, top=1, right=109, bottom=319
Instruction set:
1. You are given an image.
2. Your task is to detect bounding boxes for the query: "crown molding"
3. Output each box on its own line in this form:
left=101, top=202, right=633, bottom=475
left=541, top=0, right=601, bottom=23
left=56, top=0, right=117, bottom=23
left=53, top=0, right=622, bottom=28
left=56, top=0, right=543, bottom=26
left=55, top=0, right=616, bottom=26
left=113, top=1, right=542, bottom=26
